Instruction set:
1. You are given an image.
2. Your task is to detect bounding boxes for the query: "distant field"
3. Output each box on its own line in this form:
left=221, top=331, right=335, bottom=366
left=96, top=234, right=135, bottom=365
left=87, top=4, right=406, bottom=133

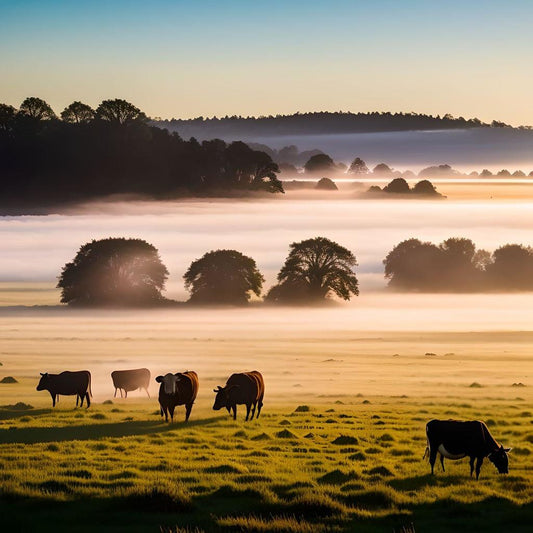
left=0, top=310, right=532, bottom=532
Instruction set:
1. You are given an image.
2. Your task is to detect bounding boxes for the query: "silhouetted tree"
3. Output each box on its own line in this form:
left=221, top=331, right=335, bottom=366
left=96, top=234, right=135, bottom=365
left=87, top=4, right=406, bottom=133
left=61, top=101, right=95, bottom=123
left=486, top=244, right=533, bottom=290
left=348, top=157, right=369, bottom=174
left=315, top=177, right=338, bottom=190
left=412, top=180, right=442, bottom=196
left=372, top=163, right=394, bottom=176
left=267, top=237, right=359, bottom=302
left=184, top=250, right=264, bottom=305
left=383, top=239, right=443, bottom=290
left=383, top=178, right=410, bottom=194
left=497, top=169, right=511, bottom=177
left=0, top=103, right=16, bottom=131
left=304, top=153, right=336, bottom=174
left=512, top=170, right=525, bottom=177
left=480, top=169, right=493, bottom=177
left=19, top=97, right=56, bottom=120
left=96, top=99, right=146, bottom=124
left=57, top=238, right=169, bottom=306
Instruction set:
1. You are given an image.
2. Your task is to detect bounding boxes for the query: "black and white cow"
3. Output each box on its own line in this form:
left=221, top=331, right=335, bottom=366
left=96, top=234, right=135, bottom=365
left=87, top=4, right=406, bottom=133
left=425, top=419, right=511, bottom=479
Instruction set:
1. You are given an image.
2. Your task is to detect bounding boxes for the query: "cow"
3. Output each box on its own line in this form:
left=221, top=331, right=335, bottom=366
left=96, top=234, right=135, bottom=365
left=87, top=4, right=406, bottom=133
left=36, top=371, right=92, bottom=408
left=155, top=371, right=199, bottom=422
left=212, top=371, right=264, bottom=421
left=111, top=368, right=151, bottom=398
left=424, top=419, right=511, bottom=480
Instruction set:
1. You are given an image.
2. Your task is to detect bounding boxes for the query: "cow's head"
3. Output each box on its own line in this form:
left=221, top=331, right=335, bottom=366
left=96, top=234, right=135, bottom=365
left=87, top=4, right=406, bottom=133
left=212, top=385, right=238, bottom=412
left=36, top=372, right=49, bottom=391
left=155, top=373, right=181, bottom=395
left=488, top=444, right=511, bottom=474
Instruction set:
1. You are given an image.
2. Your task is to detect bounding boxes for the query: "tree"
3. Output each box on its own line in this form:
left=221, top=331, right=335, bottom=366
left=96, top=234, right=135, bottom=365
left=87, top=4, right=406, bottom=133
left=486, top=244, right=533, bottom=290
left=383, top=177, right=410, bottom=194
left=315, top=177, right=338, bottom=190
left=184, top=250, right=264, bottom=305
left=267, top=237, right=359, bottom=303
left=61, top=101, right=95, bottom=123
left=480, top=169, right=493, bottom=177
left=383, top=238, right=443, bottom=290
left=57, top=238, right=169, bottom=306
left=412, top=180, right=441, bottom=196
left=372, top=163, right=393, bottom=176
left=304, top=153, right=336, bottom=174
left=0, top=103, right=16, bottom=131
left=19, top=97, right=56, bottom=120
left=96, top=99, right=146, bottom=124
left=348, top=157, right=369, bottom=174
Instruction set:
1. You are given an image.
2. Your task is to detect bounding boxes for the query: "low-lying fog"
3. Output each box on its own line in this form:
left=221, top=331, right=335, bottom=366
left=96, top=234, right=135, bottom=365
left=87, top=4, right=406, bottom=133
left=1, top=191, right=533, bottom=302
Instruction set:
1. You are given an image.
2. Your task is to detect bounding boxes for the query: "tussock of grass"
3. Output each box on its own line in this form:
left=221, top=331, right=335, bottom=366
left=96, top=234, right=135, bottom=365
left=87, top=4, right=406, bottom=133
left=251, top=432, right=271, bottom=441
left=366, top=466, right=394, bottom=477
left=294, top=405, right=310, bottom=413
left=217, top=514, right=324, bottom=532
left=0, top=377, right=18, bottom=384
left=122, top=486, right=192, bottom=513
left=204, top=464, right=245, bottom=474
left=276, top=429, right=297, bottom=439
left=317, top=469, right=359, bottom=485
left=332, top=435, right=358, bottom=445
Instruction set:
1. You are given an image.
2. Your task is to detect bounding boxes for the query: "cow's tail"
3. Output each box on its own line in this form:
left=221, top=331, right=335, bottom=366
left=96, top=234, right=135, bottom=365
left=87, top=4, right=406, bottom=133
left=423, top=446, right=429, bottom=460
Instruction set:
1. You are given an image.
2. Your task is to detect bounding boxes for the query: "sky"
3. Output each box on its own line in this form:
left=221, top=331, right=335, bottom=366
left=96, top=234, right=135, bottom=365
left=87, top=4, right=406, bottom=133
left=1, top=0, right=532, bottom=125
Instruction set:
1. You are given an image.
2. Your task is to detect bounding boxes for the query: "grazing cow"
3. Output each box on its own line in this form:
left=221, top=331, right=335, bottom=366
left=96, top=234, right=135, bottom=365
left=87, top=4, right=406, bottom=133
left=155, top=371, right=199, bottom=422
left=213, top=371, right=264, bottom=421
left=36, top=371, right=92, bottom=408
left=425, top=419, right=511, bottom=479
left=111, top=368, right=151, bottom=398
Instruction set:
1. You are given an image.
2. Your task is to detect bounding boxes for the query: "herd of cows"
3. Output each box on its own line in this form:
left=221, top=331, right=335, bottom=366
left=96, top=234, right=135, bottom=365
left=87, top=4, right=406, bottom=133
left=35, top=368, right=510, bottom=479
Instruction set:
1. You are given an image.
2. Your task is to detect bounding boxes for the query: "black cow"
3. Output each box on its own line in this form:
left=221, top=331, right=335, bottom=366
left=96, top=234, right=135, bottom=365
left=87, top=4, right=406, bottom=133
left=213, top=371, right=264, bottom=421
left=37, top=371, right=92, bottom=408
left=111, top=368, right=150, bottom=398
left=155, top=371, right=199, bottom=422
left=425, top=419, right=511, bottom=479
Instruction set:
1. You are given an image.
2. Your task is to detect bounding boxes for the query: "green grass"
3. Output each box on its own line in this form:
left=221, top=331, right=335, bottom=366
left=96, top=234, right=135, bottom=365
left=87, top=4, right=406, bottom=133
left=0, top=398, right=532, bottom=532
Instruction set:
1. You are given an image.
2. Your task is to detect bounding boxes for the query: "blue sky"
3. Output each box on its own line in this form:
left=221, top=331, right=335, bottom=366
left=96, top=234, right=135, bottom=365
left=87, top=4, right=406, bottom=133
left=1, top=1, right=532, bottom=124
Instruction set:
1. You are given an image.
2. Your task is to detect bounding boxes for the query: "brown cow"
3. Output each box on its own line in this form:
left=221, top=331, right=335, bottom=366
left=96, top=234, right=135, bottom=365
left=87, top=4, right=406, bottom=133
left=213, top=371, right=264, bottom=421
left=111, top=368, right=150, bottom=398
left=156, top=371, right=199, bottom=422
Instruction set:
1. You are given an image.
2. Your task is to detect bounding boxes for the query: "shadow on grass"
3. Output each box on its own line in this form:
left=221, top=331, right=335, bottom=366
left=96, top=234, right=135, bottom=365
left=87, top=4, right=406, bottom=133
left=0, top=416, right=221, bottom=444
left=0, top=408, right=50, bottom=421
left=0, top=489, right=532, bottom=533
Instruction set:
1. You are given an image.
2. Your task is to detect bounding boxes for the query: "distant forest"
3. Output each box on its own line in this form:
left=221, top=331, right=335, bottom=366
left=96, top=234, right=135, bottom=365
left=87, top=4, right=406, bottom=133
left=156, top=111, right=524, bottom=141
left=0, top=97, right=283, bottom=206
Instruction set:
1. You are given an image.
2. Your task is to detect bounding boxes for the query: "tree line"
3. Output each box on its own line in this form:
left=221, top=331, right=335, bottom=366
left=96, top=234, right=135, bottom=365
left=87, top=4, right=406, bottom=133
left=0, top=97, right=283, bottom=205
left=56, top=235, right=533, bottom=307
left=157, top=111, right=522, bottom=141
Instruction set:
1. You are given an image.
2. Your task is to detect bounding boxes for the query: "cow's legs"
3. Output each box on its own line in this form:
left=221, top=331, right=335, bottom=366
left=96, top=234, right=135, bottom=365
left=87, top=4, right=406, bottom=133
left=245, top=403, right=252, bottom=421
left=169, top=405, right=175, bottom=423
left=429, top=446, right=438, bottom=475
left=250, top=402, right=257, bottom=420
left=469, top=456, right=475, bottom=477
left=185, top=403, right=193, bottom=422
left=162, top=406, right=168, bottom=422
left=50, top=391, right=56, bottom=408
left=440, top=454, right=445, bottom=472
left=145, top=388, right=150, bottom=399
left=85, top=392, right=90, bottom=408
left=256, top=396, right=264, bottom=418
left=125, top=390, right=128, bottom=399
left=475, top=457, right=483, bottom=480
left=114, top=388, right=117, bottom=398
left=231, top=405, right=237, bottom=420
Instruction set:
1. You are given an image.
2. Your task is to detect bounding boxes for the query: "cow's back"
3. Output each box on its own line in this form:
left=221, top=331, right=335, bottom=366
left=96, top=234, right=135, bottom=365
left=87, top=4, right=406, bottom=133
left=226, top=372, right=259, bottom=403
left=177, top=371, right=199, bottom=405
left=51, top=371, right=91, bottom=395
left=427, top=419, right=485, bottom=454
left=112, top=368, right=150, bottom=390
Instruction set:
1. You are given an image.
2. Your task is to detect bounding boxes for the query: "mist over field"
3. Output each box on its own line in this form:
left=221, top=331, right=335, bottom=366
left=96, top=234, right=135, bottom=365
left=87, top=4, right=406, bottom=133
left=1, top=187, right=533, bottom=302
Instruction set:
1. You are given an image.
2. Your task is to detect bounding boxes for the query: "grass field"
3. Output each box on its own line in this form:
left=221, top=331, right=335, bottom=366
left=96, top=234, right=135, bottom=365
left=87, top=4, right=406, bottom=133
left=0, top=308, right=532, bottom=532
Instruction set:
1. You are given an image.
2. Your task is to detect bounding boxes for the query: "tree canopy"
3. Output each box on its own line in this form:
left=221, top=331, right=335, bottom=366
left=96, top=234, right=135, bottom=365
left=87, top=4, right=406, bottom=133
left=0, top=96, right=283, bottom=204
left=384, top=238, right=533, bottom=291
left=348, top=157, right=369, bottom=174
left=267, top=237, right=359, bottom=303
left=304, top=153, right=336, bottom=174
left=57, top=238, right=169, bottom=306
left=183, top=250, right=264, bottom=305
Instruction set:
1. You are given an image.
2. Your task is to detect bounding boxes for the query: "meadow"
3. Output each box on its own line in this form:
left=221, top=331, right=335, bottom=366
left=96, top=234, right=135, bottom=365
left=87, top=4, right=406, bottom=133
left=0, top=308, right=532, bottom=532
